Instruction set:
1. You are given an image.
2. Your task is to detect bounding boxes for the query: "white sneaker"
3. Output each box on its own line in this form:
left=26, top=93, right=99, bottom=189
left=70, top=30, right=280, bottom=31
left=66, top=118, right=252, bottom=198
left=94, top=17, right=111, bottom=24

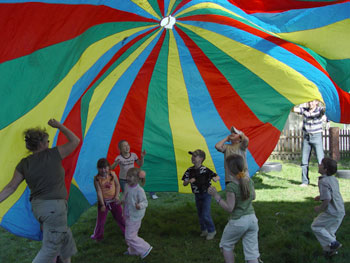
left=141, top=246, right=153, bottom=259
left=151, top=194, right=159, bottom=199
left=200, top=230, right=208, bottom=237
left=206, top=231, right=216, bottom=240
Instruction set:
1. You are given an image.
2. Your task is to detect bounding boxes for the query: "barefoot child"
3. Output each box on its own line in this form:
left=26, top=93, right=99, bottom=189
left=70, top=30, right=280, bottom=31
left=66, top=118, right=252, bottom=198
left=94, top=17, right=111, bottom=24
left=91, top=158, right=125, bottom=240
left=182, top=149, right=220, bottom=240
left=208, top=154, right=262, bottom=263
left=311, top=157, right=345, bottom=256
left=123, top=168, right=152, bottom=259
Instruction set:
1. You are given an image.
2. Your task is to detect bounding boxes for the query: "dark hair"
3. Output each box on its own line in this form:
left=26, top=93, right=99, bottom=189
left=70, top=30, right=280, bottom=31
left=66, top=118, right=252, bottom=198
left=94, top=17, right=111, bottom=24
left=322, top=158, right=337, bottom=176
left=23, top=128, right=48, bottom=151
left=226, top=154, right=250, bottom=200
left=118, top=140, right=127, bottom=150
left=97, top=158, right=110, bottom=168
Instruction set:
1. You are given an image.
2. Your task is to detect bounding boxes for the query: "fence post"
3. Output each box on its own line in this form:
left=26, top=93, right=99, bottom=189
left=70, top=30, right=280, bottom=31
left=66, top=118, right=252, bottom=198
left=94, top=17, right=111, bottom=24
left=329, top=127, right=340, bottom=161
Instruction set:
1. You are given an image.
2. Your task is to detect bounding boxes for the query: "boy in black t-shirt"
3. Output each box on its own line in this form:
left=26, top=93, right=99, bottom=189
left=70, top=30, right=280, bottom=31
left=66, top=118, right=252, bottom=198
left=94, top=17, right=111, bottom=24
left=182, top=149, right=220, bottom=240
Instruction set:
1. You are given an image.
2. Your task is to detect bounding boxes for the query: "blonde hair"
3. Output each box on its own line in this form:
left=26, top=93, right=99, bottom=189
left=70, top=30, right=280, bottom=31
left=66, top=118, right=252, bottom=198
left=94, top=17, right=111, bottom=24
left=226, top=154, right=250, bottom=200
left=23, top=127, right=48, bottom=151
left=127, top=167, right=146, bottom=186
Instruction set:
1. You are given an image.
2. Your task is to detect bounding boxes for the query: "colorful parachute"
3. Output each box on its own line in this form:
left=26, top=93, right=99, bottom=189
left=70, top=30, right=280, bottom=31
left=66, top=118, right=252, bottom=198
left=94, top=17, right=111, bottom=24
left=0, top=0, right=349, bottom=240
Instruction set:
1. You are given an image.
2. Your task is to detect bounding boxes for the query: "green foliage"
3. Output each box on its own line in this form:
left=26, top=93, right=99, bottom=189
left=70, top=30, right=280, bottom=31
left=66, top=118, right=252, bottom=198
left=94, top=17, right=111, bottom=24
left=1, top=159, right=350, bottom=262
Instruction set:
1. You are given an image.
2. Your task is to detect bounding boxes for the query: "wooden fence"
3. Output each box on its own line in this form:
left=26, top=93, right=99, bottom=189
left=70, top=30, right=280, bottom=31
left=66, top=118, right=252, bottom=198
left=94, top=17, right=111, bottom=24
left=270, top=129, right=350, bottom=160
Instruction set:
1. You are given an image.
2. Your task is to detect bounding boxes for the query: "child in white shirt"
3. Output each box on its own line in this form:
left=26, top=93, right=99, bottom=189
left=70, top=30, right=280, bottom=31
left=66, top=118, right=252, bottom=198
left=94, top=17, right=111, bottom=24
left=122, top=167, right=152, bottom=259
left=311, top=157, right=345, bottom=256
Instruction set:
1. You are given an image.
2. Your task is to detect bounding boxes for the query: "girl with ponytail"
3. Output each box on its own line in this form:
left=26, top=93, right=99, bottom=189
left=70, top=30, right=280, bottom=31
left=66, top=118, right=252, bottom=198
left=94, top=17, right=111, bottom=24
left=208, top=154, right=262, bottom=263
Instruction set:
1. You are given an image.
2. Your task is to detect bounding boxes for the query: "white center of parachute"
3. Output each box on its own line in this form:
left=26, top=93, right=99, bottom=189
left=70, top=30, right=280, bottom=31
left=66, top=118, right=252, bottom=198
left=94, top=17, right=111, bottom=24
left=160, top=15, right=176, bottom=29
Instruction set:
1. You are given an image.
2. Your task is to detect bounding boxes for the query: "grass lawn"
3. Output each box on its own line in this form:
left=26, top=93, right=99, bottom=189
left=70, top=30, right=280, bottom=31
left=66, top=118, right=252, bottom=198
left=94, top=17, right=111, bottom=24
left=1, top=158, right=350, bottom=263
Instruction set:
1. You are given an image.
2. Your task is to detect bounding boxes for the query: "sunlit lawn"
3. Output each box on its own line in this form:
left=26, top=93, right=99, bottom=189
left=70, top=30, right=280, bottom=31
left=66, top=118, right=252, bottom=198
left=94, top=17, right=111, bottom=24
left=1, top=158, right=350, bottom=263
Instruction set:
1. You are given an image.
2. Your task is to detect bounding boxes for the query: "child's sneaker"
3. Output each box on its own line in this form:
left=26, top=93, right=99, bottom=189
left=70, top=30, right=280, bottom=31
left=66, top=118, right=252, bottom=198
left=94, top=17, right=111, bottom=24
left=200, top=230, right=208, bottom=237
left=151, top=194, right=159, bottom=199
left=329, top=241, right=342, bottom=255
left=206, top=230, right=216, bottom=240
left=141, top=246, right=153, bottom=259
left=330, top=240, right=342, bottom=251
left=324, top=241, right=342, bottom=257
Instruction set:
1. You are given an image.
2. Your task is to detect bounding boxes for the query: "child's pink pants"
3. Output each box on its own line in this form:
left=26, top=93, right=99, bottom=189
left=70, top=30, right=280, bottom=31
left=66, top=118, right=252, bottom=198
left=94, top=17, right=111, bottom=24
left=125, top=219, right=151, bottom=256
left=91, top=201, right=125, bottom=240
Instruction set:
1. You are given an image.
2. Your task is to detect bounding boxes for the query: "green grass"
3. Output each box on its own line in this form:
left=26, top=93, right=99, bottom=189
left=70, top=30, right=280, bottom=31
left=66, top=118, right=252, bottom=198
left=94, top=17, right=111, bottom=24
left=1, top=159, right=350, bottom=263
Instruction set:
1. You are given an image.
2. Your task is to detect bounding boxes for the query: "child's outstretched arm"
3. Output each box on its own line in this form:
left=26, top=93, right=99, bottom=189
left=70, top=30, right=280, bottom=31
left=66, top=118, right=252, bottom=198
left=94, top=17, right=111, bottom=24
left=136, top=150, right=146, bottom=167
left=111, top=159, right=120, bottom=170
left=208, top=186, right=235, bottom=213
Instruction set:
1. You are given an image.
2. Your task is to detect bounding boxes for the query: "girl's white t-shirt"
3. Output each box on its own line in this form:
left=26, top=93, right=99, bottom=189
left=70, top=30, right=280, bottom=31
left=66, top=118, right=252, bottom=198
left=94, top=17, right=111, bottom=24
left=115, top=152, right=139, bottom=180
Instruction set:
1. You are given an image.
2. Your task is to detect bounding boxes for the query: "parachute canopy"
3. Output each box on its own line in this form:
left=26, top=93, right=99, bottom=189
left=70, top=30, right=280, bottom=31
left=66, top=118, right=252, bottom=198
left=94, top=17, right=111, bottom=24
left=0, top=0, right=349, bottom=240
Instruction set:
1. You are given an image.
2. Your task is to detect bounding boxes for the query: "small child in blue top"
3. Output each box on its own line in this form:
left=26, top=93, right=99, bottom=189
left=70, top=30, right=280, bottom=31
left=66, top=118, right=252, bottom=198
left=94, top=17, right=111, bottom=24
left=311, top=157, right=345, bottom=256
left=182, top=149, right=220, bottom=240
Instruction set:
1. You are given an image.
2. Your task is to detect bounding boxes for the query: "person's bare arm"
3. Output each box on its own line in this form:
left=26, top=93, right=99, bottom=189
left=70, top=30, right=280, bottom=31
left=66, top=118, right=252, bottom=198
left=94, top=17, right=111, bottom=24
left=111, top=159, right=120, bottom=170
left=215, top=136, right=229, bottom=152
left=208, top=186, right=236, bottom=213
left=240, top=133, right=249, bottom=150
left=0, top=170, right=25, bottom=203
left=111, top=172, right=120, bottom=201
left=48, top=119, right=80, bottom=159
left=212, top=176, right=220, bottom=182
left=93, top=177, right=106, bottom=212
left=183, top=178, right=195, bottom=186
left=136, top=150, right=146, bottom=167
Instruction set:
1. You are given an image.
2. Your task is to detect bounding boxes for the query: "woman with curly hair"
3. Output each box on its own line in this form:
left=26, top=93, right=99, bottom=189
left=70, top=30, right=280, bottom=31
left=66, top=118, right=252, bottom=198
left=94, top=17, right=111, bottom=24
left=0, top=119, right=80, bottom=263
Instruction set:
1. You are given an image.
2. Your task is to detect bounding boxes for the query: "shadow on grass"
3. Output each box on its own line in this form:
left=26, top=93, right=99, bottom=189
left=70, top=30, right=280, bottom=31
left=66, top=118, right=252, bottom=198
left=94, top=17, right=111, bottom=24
left=305, top=196, right=316, bottom=202
left=256, top=172, right=318, bottom=187
left=252, top=174, right=288, bottom=190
